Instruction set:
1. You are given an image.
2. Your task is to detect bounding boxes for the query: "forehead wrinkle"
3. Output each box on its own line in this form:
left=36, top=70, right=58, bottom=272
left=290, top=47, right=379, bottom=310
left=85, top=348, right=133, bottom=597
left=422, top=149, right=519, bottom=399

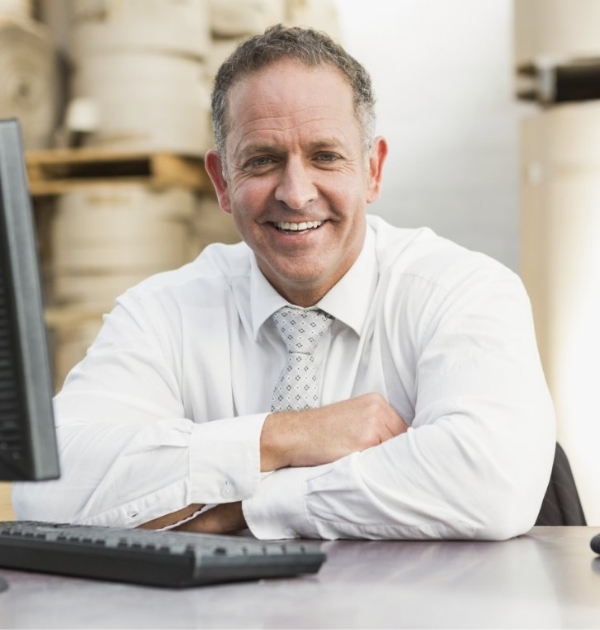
left=225, top=62, right=361, bottom=159
left=239, top=103, right=348, bottom=130
left=231, top=115, right=356, bottom=158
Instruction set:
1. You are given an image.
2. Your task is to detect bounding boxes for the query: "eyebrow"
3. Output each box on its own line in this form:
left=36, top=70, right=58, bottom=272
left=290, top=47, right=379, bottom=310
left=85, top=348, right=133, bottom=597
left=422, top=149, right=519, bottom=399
left=240, top=144, right=281, bottom=157
left=308, top=138, right=345, bottom=151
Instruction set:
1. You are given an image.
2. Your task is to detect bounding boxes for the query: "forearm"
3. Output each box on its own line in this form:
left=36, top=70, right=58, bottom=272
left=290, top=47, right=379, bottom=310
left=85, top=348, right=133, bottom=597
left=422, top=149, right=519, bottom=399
left=141, top=394, right=408, bottom=534
left=244, top=378, right=556, bottom=541
left=260, top=393, right=408, bottom=471
left=139, top=503, right=205, bottom=530
left=13, top=411, right=267, bottom=528
left=172, top=502, right=247, bottom=534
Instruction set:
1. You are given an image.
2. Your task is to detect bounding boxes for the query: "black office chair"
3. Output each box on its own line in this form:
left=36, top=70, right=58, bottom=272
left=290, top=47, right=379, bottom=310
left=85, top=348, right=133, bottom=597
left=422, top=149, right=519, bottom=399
left=535, top=442, right=586, bottom=526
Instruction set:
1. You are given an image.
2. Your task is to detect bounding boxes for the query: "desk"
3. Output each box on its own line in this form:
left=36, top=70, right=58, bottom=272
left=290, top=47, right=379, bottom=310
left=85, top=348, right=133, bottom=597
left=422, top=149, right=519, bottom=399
left=0, top=526, right=599, bottom=628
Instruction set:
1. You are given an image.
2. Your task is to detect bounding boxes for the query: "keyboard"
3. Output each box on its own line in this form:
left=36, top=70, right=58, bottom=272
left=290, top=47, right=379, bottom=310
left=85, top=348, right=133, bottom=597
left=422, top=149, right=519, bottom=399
left=0, top=521, right=326, bottom=588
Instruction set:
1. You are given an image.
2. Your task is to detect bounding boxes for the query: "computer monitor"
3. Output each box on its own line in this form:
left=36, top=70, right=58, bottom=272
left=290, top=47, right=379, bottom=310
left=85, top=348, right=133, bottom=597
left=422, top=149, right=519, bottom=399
left=0, top=119, right=61, bottom=589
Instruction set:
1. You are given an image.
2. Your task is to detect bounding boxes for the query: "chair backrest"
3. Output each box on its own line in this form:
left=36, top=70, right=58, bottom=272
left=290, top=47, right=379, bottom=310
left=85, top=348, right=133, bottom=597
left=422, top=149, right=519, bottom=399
left=535, top=442, right=586, bottom=526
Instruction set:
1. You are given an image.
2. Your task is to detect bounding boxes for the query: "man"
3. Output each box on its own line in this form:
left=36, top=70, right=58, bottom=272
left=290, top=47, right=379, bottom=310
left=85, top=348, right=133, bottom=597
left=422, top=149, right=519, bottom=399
left=14, top=25, right=555, bottom=540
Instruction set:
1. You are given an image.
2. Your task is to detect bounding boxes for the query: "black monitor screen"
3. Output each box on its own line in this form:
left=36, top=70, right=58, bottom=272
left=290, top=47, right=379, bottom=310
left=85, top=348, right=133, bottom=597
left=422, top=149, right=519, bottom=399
left=0, top=119, right=59, bottom=481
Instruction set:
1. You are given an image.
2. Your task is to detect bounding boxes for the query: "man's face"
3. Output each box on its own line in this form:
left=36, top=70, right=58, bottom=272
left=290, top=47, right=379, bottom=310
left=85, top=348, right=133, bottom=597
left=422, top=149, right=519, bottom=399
left=205, top=59, right=387, bottom=306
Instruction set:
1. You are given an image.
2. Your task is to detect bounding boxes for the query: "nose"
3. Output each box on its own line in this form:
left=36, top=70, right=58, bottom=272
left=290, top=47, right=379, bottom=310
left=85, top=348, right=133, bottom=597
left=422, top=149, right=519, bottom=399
left=274, top=157, right=317, bottom=210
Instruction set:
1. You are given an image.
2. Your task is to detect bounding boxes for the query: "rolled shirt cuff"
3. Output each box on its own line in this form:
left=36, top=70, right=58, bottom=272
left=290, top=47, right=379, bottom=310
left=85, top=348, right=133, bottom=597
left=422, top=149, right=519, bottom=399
left=189, top=413, right=267, bottom=504
left=242, top=466, right=320, bottom=539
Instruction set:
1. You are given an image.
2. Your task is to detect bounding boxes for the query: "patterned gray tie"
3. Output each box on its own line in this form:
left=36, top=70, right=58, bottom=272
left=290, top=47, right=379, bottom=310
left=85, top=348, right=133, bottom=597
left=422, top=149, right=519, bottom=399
left=271, top=306, right=334, bottom=412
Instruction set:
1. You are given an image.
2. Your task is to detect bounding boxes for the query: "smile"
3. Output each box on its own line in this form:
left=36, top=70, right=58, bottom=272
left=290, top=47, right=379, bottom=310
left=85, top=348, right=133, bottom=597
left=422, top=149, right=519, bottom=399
left=273, top=221, right=323, bottom=233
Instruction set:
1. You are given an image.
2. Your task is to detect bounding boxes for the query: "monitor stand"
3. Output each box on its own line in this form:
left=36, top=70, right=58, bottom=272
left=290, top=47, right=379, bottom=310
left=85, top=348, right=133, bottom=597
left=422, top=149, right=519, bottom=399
left=0, top=576, right=8, bottom=592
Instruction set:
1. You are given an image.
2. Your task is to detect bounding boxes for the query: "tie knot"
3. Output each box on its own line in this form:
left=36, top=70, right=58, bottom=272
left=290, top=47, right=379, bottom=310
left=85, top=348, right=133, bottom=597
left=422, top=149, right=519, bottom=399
left=272, top=306, right=333, bottom=355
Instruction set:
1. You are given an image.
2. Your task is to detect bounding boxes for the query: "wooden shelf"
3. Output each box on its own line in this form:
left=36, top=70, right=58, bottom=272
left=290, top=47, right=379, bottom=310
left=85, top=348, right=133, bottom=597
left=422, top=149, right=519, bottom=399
left=44, top=307, right=105, bottom=328
left=26, top=148, right=213, bottom=196
left=0, top=483, right=14, bottom=521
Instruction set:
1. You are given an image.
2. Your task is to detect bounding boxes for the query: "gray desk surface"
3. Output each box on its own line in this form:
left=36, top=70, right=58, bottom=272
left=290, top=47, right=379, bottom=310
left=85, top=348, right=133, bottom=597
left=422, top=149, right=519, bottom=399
left=0, top=526, right=599, bottom=629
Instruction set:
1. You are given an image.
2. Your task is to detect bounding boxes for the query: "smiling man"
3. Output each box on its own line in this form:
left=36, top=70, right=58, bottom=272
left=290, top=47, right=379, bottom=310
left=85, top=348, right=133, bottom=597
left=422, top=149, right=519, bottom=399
left=14, top=25, right=555, bottom=540
left=206, top=56, right=382, bottom=309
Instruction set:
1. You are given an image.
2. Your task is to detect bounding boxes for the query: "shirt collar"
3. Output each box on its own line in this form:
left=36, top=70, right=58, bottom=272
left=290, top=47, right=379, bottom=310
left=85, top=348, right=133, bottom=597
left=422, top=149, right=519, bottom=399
left=250, top=223, right=378, bottom=340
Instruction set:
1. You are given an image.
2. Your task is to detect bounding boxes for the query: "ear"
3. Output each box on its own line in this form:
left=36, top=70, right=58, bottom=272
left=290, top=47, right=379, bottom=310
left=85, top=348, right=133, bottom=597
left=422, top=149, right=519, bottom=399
left=366, top=136, right=388, bottom=204
left=204, top=149, right=232, bottom=214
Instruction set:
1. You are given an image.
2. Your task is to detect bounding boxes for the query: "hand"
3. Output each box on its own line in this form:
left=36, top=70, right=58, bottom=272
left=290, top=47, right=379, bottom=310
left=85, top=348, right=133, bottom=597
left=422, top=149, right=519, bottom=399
left=173, top=502, right=247, bottom=534
left=260, top=392, right=408, bottom=471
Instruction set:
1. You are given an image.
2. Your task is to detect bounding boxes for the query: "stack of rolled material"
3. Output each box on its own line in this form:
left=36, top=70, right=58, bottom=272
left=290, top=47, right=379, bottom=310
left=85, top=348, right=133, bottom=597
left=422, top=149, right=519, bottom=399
left=206, top=0, right=285, bottom=78
left=514, top=0, right=600, bottom=68
left=66, top=0, right=212, bottom=155
left=206, top=0, right=340, bottom=80
left=50, top=184, right=196, bottom=388
left=0, top=2, right=58, bottom=149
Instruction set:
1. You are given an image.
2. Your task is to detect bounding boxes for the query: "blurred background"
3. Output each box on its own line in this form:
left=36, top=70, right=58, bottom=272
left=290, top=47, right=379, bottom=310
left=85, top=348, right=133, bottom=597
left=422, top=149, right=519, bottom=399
left=0, top=0, right=599, bottom=526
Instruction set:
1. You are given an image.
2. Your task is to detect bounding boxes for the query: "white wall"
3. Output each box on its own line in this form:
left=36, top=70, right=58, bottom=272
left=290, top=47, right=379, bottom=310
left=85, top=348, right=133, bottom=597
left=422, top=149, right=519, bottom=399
left=338, top=0, right=521, bottom=271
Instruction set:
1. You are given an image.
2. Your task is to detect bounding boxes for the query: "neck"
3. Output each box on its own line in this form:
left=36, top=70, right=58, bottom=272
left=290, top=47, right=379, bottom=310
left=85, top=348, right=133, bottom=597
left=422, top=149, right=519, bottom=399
left=274, top=284, right=328, bottom=308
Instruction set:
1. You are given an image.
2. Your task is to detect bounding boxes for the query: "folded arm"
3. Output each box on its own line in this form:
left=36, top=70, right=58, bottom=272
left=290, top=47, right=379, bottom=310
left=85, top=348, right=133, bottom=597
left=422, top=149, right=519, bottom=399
left=166, top=393, right=408, bottom=532
left=230, top=269, right=555, bottom=541
left=173, top=271, right=555, bottom=540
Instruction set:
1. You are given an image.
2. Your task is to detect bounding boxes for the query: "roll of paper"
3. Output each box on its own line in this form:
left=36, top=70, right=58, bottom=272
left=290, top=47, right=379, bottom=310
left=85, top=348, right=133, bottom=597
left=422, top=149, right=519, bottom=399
left=69, top=51, right=212, bottom=155
left=208, top=0, right=284, bottom=37
left=0, top=16, right=58, bottom=149
left=71, top=0, right=210, bottom=59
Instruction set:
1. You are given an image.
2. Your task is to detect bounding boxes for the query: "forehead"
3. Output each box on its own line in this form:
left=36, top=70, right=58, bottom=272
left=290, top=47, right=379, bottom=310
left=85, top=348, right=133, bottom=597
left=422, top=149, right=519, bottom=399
left=225, top=60, right=360, bottom=147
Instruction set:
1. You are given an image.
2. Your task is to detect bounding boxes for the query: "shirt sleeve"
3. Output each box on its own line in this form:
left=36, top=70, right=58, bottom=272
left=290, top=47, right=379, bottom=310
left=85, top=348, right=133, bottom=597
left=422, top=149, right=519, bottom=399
left=242, top=262, right=556, bottom=541
left=12, top=289, right=267, bottom=528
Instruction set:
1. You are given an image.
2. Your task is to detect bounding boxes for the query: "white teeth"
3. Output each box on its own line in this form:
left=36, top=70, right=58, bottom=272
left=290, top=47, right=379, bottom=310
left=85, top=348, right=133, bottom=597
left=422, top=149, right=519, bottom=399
left=275, top=221, right=322, bottom=231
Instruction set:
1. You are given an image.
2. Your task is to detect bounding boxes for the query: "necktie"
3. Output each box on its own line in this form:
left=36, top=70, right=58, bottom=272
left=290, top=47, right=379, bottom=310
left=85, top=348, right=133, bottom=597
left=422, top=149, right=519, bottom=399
left=271, top=306, right=334, bottom=412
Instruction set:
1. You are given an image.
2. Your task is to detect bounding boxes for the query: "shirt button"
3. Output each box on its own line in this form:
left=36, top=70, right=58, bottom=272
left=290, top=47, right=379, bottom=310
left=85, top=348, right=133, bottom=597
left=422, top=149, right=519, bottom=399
left=221, top=484, right=231, bottom=499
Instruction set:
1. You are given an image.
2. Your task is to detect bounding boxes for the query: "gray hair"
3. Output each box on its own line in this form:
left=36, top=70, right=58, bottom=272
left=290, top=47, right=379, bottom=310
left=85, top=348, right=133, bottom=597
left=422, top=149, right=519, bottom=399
left=211, top=24, right=376, bottom=163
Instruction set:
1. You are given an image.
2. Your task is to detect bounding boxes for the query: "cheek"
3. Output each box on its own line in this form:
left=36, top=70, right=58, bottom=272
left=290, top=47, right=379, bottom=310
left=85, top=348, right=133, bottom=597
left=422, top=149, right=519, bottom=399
left=326, top=172, right=369, bottom=204
left=232, top=178, right=273, bottom=209
left=228, top=184, right=272, bottom=242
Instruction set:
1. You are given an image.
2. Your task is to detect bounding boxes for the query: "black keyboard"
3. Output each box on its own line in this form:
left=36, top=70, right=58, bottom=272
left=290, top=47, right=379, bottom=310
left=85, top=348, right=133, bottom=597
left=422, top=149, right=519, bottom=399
left=0, top=521, right=326, bottom=588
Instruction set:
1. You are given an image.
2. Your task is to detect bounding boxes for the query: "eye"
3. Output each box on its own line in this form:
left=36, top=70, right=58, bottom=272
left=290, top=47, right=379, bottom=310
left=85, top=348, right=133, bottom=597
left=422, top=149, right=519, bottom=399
left=315, top=152, right=340, bottom=163
left=245, top=156, right=276, bottom=170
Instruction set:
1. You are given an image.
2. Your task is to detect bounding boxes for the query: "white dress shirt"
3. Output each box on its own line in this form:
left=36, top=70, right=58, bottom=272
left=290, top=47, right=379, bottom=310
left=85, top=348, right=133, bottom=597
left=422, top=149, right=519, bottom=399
left=13, top=215, right=556, bottom=540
